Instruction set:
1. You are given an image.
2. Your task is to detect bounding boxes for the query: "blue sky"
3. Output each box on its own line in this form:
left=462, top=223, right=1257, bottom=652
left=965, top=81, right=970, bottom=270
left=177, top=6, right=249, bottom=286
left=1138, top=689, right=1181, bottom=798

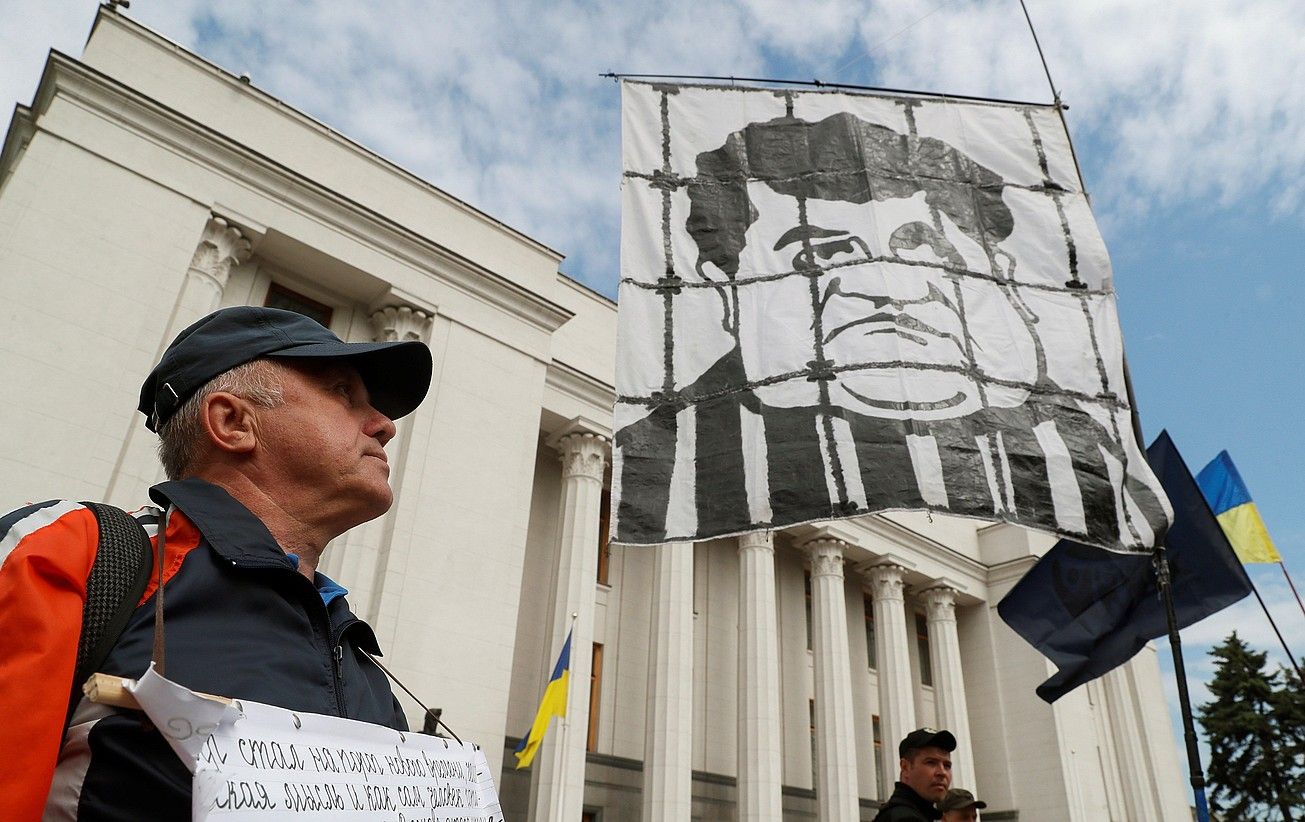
left=4, top=0, right=1303, bottom=797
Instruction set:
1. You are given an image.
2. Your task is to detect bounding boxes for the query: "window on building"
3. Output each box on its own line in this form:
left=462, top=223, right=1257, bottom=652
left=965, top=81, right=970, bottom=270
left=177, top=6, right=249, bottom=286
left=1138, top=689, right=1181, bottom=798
left=864, top=594, right=877, bottom=669
left=915, top=613, right=933, bottom=687
left=264, top=282, right=333, bottom=328
left=873, top=714, right=884, bottom=799
left=804, top=571, right=813, bottom=651
left=587, top=643, right=603, bottom=752
left=596, top=487, right=611, bottom=585
left=809, top=698, right=818, bottom=789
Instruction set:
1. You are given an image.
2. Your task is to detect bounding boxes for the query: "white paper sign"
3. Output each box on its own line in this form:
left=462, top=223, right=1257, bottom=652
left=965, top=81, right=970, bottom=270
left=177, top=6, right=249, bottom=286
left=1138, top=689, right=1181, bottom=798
left=128, top=666, right=503, bottom=821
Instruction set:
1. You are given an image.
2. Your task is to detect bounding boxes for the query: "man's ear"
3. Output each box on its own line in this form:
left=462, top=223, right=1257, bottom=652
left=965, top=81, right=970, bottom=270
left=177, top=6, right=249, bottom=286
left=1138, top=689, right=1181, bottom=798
left=201, top=392, right=258, bottom=455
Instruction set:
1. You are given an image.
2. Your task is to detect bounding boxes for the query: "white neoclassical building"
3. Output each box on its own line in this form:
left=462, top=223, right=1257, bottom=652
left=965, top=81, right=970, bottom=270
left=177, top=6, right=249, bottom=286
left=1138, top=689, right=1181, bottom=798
left=0, top=9, right=1191, bottom=821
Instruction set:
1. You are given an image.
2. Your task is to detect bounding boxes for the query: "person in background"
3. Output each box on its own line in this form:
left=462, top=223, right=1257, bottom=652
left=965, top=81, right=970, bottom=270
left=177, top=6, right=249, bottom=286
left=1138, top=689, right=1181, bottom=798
left=938, top=787, right=988, bottom=821
left=873, top=727, right=957, bottom=821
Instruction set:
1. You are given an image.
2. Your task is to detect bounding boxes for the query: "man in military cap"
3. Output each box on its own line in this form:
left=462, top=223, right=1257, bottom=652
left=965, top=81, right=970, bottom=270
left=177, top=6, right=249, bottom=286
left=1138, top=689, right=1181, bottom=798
left=873, top=727, right=958, bottom=821
left=938, top=787, right=988, bottom=821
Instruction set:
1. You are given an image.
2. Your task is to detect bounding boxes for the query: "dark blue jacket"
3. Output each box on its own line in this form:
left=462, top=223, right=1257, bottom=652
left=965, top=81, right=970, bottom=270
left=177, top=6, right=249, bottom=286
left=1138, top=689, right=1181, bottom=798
left=61, top=479, right=405, bottom=819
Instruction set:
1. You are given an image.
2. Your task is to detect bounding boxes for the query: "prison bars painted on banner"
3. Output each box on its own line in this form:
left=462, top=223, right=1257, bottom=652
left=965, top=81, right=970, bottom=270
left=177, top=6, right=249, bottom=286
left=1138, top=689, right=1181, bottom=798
left=610, top=80, right=1170, bottom=553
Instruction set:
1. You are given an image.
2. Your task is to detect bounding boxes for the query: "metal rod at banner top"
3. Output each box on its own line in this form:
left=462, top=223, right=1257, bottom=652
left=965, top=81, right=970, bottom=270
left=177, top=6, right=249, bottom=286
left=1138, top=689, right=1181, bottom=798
left=600, top=72, right=1055, bottom=109
left=1016, top=0, right=1090, bottom=198
left=1019, top=0, right=1061, bottom=103
left=1155, top=546, right=1212, bottom=822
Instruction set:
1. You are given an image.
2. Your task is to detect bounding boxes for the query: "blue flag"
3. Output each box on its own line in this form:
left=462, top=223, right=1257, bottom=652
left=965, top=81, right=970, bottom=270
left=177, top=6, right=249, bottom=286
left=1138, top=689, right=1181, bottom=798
left=997, top=430, right=1252, bottom=702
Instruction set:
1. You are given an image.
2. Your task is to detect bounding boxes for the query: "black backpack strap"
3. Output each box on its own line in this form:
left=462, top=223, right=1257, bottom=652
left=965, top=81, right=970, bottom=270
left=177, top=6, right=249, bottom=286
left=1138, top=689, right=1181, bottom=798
left=66, top=502, right=153, bottom=728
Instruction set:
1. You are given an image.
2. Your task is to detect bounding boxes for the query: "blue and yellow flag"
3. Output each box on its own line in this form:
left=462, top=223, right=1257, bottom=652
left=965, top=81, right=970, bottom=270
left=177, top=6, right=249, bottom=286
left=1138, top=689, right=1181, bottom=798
left=1197, top=451, right=1281, bottom=564
left=513, top=630, right=572, bottom=769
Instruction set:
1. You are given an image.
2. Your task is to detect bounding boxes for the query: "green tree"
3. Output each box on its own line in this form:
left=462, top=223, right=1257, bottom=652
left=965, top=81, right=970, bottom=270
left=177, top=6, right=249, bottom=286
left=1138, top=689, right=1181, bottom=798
left=1269, top=665, right=1305, bottom=814
left=1199, top=632, right=1302, bottom=821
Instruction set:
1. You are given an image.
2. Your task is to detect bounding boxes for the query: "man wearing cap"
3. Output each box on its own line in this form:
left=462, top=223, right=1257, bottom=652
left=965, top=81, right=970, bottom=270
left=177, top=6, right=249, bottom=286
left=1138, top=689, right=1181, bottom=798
left=873, top=727, right=958, bottom=821
left=0, top=306, right=432, bottom=820
left=938, top=788, right=987, bottom=821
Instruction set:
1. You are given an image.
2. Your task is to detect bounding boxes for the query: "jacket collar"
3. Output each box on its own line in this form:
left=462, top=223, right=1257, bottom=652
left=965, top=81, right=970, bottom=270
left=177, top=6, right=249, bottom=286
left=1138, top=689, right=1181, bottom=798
left=889, top=782, right=942, bottom=819
left=149, top=478, right=295, bottom=569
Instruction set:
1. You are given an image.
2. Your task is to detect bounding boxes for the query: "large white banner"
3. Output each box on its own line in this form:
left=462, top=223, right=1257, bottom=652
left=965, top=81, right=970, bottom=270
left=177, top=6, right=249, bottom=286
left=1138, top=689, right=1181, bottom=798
left=128, top=666, right=503, bottom=822
left=612, top=81, right=1171, bottom=552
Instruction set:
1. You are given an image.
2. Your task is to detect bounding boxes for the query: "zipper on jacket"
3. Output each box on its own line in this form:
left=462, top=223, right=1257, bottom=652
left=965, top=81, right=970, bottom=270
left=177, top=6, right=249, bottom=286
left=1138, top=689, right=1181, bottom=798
left=332, top=643, right=345, bottom=714
left=233, top=557, right=351, bottom=717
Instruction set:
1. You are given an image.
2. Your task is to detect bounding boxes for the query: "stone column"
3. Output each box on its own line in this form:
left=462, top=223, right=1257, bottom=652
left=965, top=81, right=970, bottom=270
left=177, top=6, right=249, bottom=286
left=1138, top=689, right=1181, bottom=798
left=106, top=215, right=252, bottom=506
left=643, top=541, right=694, bottom=821
left=184, top=216, right=252, bottom=307
left=737, top=531, right=784, bottom=822
left=921, top=586, right=975, bottom=791
left=866, top=564, right=916, bottom=796
left=1102, top=666, right=1158, bottom=821
left=805, top=538, right=860, bottom=822
left=529, top=430, right=609, bottom=822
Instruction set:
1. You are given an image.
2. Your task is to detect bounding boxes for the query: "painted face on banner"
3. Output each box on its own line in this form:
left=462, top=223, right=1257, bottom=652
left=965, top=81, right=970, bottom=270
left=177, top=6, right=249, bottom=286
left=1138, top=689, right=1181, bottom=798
left=688, top=113, right=1041, bottom=421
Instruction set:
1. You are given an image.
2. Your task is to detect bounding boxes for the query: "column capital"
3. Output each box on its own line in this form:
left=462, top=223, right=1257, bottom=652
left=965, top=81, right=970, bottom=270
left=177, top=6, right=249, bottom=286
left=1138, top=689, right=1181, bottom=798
left=866, top=563, right=908, bottom=602
left=803, top=538, right=847, bottom=578
left=556, top=431, right=610, bottom=481
left=921, top=586, right=958, bottom=622
left=369, top=304, right=434, bottom=342
left=188, top=216, right=251, bottom=290
left=737, top=530, right=774, bottom=553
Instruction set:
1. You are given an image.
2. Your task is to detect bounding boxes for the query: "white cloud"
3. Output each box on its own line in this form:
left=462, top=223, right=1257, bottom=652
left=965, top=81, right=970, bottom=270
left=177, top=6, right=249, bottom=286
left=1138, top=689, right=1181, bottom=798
left=4, top=0, right=1304, bottom=294
left=857, top=0, right=1305, bottom=232
left=0, top=1, right=101, bottom=119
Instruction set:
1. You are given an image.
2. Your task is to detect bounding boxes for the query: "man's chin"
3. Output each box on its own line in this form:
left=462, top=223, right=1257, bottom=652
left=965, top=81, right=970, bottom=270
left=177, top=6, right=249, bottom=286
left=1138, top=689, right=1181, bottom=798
left=357, top=486, right=395, bottom=523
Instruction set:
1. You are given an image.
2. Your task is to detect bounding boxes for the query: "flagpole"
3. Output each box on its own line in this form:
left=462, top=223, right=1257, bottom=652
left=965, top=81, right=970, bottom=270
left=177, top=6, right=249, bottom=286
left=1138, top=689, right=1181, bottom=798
left=1245, top=575, right=1305, bottom=681
left=1279, top=562, right=1305, bottom=623
left=1155, top=544, right=1212, bottom=822
left=1120, top=363, right=1212, bottom=820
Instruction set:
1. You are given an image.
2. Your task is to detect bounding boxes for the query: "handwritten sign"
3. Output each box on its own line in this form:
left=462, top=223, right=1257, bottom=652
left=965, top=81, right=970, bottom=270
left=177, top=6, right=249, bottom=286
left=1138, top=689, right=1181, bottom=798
left=127, top=665, right=503, bottom=821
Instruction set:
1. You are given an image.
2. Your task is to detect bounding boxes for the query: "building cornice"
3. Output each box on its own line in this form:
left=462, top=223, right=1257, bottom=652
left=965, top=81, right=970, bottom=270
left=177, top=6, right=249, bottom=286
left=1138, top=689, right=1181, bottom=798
left=87, top=7, right=565, bottom=264
left=985, top=555, right=1039, bottom=586
left=29, top=52, right=574, bottom=341
left=545, top=360, right=616, bottom=418
left=779, top=514, right=991, bottom=603
left=859, top=514, right=990, bottom=581
left=0, top=104, right=36, bottom=192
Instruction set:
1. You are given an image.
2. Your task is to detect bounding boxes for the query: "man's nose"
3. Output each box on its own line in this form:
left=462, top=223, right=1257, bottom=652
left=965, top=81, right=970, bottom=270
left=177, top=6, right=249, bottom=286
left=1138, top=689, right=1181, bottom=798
left=367, top=408, right=397, bottom=446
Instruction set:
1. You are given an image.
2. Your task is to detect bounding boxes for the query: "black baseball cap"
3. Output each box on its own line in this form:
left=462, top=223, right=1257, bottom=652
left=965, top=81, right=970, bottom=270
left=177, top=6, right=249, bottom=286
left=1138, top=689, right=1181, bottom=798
left=898, top=727, right=957, bottom=759
left=139, top=306, right=432, bottom=432
left=938, top=788, right=987, bottom=812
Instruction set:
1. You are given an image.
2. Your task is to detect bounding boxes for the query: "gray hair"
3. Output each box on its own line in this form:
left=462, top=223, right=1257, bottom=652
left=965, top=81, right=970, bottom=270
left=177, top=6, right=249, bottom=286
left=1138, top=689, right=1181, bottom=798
left=157, top=359, right=286, bottom=479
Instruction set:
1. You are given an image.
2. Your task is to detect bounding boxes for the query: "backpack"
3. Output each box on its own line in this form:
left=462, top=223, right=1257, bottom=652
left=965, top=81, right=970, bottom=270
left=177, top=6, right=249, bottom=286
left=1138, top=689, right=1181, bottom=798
left=65, top=502, right=153, bottom=728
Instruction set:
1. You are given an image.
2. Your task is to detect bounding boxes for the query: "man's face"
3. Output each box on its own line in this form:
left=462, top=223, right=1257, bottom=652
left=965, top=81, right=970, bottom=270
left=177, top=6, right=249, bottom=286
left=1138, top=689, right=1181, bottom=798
left=942, top=808, right=979, bottom=822
left=256, top=362, right=397, bottom=534
left=900, top=746, right=952, bottom=803
left=733, top=178, right=1038, bottom=421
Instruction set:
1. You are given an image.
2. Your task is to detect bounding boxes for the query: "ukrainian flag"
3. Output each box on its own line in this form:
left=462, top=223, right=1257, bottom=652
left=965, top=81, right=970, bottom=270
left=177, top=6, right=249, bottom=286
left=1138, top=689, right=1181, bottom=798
left=1196, top=451, right=1281, bottom=564
left=514, top=630, right=572, bottom=769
